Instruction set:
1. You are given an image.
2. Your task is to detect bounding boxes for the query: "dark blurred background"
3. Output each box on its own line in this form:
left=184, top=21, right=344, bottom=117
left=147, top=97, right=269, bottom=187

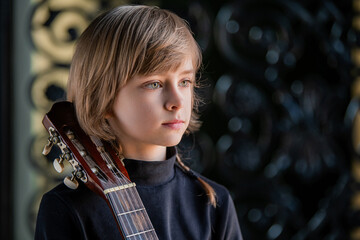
left=1, top=0, right=358, bottom=239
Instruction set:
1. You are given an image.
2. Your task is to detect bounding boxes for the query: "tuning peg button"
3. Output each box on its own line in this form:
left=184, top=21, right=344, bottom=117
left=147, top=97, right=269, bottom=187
left=42, top=139, right=53, bottom=155
left=53, top=158, right=64, bottom=173
left=64, top=175, right=79, bottom=189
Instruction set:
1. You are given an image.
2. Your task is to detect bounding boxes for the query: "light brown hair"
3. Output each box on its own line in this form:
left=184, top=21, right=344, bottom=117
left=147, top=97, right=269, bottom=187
left=67, top=5, right=216, bottom=206
left=67, top=5, right=202, bottom=141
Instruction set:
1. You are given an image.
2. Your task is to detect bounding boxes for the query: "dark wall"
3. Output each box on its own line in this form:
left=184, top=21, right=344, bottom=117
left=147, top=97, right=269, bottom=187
left=0, top=0, right=13, bottom=239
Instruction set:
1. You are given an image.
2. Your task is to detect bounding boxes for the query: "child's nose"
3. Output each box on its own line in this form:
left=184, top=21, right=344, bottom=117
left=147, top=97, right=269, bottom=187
left=164, top=85, right=183, bottom=111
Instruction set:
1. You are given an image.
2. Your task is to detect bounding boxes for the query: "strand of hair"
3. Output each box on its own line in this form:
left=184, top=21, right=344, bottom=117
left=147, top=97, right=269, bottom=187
left=175, top=155, right=216, bottom=207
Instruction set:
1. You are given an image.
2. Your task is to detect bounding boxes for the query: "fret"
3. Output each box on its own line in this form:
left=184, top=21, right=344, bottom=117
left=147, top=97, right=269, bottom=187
left=118, top=208, right=145, bottom=216
left=107, top=188, right=158, bottom=239
left=117, top=206, right=148, bottom=233
left=126, top=228, right=156, bottom=239
left=117, top=208, right=148, bottom=232
left=108, top=188, right=143, bottom=211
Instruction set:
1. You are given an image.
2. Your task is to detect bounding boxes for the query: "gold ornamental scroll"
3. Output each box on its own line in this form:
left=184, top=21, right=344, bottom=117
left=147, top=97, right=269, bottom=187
left=352, top=0, right=360, bottom=239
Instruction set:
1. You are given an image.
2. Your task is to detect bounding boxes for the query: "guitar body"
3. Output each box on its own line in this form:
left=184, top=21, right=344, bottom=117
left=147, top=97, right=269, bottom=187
left=42, top=101, right=158, bottom=240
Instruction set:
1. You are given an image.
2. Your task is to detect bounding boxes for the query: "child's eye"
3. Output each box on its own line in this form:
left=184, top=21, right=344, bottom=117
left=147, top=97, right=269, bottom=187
left=179, top=80, right=191, bottom=87
left=144, top=82, right=161, bottom=89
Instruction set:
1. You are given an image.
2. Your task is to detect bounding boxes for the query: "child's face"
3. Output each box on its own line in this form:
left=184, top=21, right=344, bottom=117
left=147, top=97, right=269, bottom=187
left=107, top=55, right=194, bottom=156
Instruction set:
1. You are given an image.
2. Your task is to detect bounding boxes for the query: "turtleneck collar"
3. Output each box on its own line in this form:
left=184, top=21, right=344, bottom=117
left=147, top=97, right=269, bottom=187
left=122, top=147, right=177, bottom=186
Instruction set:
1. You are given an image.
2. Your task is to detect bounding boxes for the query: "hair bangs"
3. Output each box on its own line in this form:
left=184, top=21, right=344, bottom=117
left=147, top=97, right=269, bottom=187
left=130, top=10, right=202, bottom=78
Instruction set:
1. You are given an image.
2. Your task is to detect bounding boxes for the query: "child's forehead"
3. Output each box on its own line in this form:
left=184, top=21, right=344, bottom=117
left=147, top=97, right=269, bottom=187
left=146, top=54, right=196, bottom=75
left=145, top=68, right=195, bottom=78
left=138, top=68, right=195, bottom=82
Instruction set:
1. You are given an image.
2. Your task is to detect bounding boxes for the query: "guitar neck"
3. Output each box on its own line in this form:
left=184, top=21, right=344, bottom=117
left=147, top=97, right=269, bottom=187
left=42, top=101, right=158, bottom=240
left=106, top=186, right=158, bottom=240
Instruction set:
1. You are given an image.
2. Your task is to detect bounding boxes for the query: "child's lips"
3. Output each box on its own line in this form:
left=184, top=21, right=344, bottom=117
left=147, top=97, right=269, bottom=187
left=162, top=120, right=185, bottom=130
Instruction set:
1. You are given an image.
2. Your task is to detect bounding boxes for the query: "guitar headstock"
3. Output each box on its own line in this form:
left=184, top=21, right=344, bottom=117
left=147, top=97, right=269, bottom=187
left=42, top=101, right=130, bottom=199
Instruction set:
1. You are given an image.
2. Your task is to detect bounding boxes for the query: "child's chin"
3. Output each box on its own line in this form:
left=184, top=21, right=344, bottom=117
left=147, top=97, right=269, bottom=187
left=164, top=138, right=183, bottom=147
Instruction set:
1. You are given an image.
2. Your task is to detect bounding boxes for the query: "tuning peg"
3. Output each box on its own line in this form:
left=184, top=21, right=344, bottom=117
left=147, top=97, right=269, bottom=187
left=66, top=131, right=75, bottom=140
left=64, top=174, right=79, bottom=189
left=42, top=139, right=53, bottom=155
left=91, top=167, right=99, bottom=175
left=63, top=152, right=72, bottom=161
left=51, top=136, right=60, bottom=144
left=53, top=152, right=73, bottom=173
left=53, top=158, right=64, bottom=173
left=75, top=170, right=84, bottom=179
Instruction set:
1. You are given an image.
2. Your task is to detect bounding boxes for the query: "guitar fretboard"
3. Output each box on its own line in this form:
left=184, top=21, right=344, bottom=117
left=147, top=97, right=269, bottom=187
left=106, top=186, right=158, bottom=240
left=64, top=125, right=158, bottom=239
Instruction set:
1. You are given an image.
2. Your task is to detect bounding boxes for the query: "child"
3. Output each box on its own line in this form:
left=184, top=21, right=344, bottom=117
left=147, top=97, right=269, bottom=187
left=35, top=5, right=243, bottom=240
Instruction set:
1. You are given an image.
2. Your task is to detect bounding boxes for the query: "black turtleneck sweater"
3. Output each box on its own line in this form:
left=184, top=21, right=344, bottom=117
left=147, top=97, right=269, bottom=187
left=35, top=149, right=243, bottom=240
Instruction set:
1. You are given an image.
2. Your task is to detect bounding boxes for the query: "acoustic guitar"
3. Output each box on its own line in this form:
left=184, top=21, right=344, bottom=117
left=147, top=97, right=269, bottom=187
left=42, top=101, right=158, bottom=240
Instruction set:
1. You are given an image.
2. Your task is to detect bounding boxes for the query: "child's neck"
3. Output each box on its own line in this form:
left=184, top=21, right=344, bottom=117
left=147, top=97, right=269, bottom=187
left=122, top=145, right=167, bottom=161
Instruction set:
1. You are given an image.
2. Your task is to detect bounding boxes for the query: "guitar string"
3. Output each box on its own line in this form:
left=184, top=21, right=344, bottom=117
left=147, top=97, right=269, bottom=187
left=90, top=136, right=152, bottom=240
left=69, top=133, right=137, bottom=239
left=123, top=179, right=154, bottom=238
left=115, top=178, right=153, bottom=240
left=107, top=192, right=133, bottom=238
left=110, top=168, right=158, bottom=239
left=70, top=137, right=115, bottom=184
left=100, top=149, right=158, bottom=239
left=101, top=153, right=142, bottom=239
left=128, top=186, right=158, bottom=239
left=72, top=133, right=157, bottom=239
left=102, top=152, right=150, bottom=240
left=110, top=191, right=147, bottom=240
left=111, top=191, right=148, bottom=240
left=93, top=144, right=141, bottom=239
left=128, top=187, right=153, bottom=239
left=102, top=150, right=157, bottom=240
